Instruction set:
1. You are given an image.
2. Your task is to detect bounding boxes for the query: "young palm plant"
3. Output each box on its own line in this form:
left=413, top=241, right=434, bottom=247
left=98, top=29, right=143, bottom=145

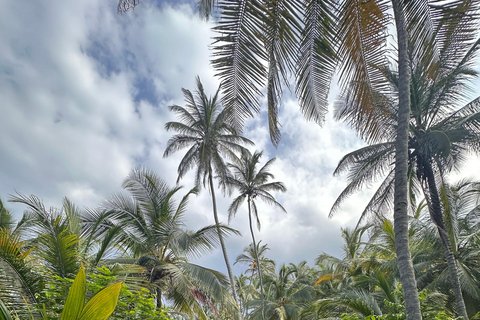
left=81, top=168, right=236, bottom=318
left=163, top=76, right=253, bottom=309
left=226, top=150, right=286, bottom=320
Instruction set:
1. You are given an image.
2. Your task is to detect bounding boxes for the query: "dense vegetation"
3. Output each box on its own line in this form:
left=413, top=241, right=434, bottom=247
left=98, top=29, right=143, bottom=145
left=1, top=178, right=480, bottom=319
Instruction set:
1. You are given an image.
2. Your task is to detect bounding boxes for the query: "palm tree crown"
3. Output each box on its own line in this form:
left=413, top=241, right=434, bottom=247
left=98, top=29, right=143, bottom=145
left=82, top=168, right=234, bottom=317
left=164, top=76, right=253, bottom=186
left=226, top=150, right=286, bottom=226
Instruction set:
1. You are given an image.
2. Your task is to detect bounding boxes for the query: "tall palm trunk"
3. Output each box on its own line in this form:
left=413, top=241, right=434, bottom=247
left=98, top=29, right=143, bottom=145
left=422, top=160, right=469, bottom=319
left=247, top=198, right=265, bottom=320
left=156, top=287, right=162, bottom=308
left=207, top=168, right=241, bottom=317
left=391, top=1, right=422, bottom=319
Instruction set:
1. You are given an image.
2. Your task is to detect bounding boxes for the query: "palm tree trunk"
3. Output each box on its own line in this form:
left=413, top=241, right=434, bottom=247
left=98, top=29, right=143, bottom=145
left=423, top=161, right=469, bottom=320
left=208, top=170, right=241, bottom=317
left=156, top=287, right=162, bottom=308
left=248, top=198, right=265, bottom=320
left=391, top=1, right=422, bottom=319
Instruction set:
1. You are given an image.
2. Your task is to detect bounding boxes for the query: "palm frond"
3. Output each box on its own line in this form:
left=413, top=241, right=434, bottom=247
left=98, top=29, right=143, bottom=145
left=0, top=200, right=14, bottom=231
left=228, top=195, right=246, bottom=222
left=296, top=0, right=337, bottom=128
left=330, top=143, right=395, bottom=217
left=212, top=0, right=267, bottom=130
left=264, top=0, right=302, bottom=145
left=0, top=229, right=41, bottom=295
left=336, top=0, right=391, bottom=142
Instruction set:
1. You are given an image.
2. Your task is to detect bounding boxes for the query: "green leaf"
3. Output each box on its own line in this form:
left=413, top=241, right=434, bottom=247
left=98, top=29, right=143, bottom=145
left=0, top=299, right=13, bottom=320
left=60, top=264, right=86, bottom=320
left=77, top=281, right=122, bottom=320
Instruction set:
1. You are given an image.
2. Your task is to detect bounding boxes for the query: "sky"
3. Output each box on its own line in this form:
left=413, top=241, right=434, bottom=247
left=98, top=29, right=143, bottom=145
left=1, top=0, right=479, bottom=275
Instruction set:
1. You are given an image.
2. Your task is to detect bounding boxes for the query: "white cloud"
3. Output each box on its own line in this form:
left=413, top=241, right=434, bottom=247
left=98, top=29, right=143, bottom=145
left=2, top=0, right=478, bottom=278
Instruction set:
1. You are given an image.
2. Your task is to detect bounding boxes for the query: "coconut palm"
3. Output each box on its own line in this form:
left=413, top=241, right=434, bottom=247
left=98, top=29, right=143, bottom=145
left=311, top=216, right=462, bottom=319
left=9, top=194, right=82, bottom=278
left=315, top=227, right=384, bottom=288
left=413, top=181, right=480, bottom=317
left=226, top=149, right=286, bottom=320
left=0, top=199, right=14, bottom=231
left=164, top=76, right=253, bottom=308
left=235, top=242, right=276, bottom=282
left=249, top=262, right=315, bottom=320
left=81, top=168, right=237, bottom=317
left=114, top=2, right=440, bottom=316
left=83, top=168, right=237, bottom=315
left=235, top=241, right=277, bottom=319
left=235, top=273, right=255, bottom=319
left=331, top=5, right=480, bottom=315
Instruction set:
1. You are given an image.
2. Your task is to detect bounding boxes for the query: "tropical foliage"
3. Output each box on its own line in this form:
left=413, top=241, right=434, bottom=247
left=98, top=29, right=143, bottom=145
left=115, top=1, right=480, bottom=318
left=1, top=170, right=480, bottom=319
left=40, top=266, right=172, bottom=320
left=82, top=168, right=236, bottom=318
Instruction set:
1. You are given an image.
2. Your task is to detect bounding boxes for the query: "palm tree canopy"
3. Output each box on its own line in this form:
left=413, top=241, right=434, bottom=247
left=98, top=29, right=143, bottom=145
left=83, top=168, right=240, bottom=262
left=251, top=262, right=315, bottom=320
left=226, top=150, right=286, bottom=229
left=82, top=168, right=238, bottom=317
left=116, top=0, right=395, bottom=145
left=164, top=76, right=253, bottom=186
left=9, top=194, right=81, bottom=278
left=235, top=241, right=276, bottom=277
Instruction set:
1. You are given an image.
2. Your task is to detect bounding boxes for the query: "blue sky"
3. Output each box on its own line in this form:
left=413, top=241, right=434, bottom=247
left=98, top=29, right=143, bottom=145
left=1, top=0, right=479, bottom=275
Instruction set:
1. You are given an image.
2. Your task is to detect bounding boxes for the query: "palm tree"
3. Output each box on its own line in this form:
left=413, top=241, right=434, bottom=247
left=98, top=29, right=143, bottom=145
left=82, top=168, right=236, bottom=317
left=115, top=2, right=429, bottom=317
left=412, top=181, right=480, bottom=317
left=163, top=76, right=253, bottom=308
left=9, top=194, right=82, bottom=278
left=235, top=242, right=276, bottom=282
left=331, top=6, right=480, bottom=315
left=226, top=149, right=286, bottom=320
left=0, top=199, right=14, bottom=230
left=235, top=241, right=277, bottom=319
left=0, top=228, right=42, bottom=319
left=250, top=262, right=315, bottom=320
left=315, top=227, right=383, bottom=287
left=235, top=273, right=255, bottom=319
left=311, top=217, right=460, bottom=320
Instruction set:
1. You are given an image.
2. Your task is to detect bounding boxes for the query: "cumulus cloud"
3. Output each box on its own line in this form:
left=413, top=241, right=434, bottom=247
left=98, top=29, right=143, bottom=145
left=2, top=0, right=478, bottom=276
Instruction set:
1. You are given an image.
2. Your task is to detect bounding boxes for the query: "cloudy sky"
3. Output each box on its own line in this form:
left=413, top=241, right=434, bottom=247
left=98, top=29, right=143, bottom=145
left=1, top=0, right=479, bottom=275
